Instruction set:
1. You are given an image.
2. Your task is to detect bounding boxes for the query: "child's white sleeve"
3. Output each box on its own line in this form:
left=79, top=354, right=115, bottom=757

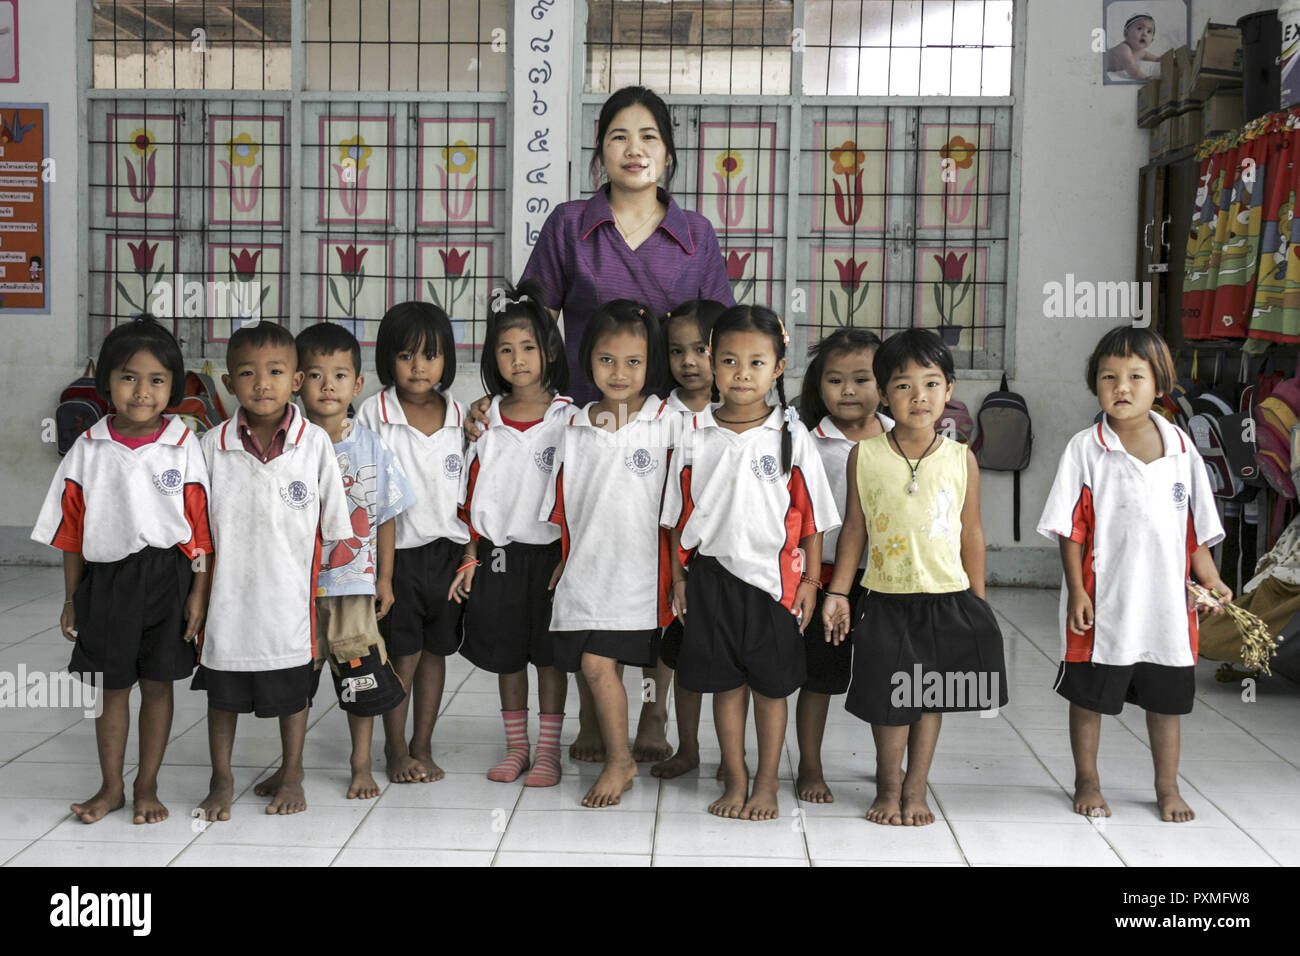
left=1036, top=435, right=1092, bottom=543
left=791, top=425, right=842, bottom=536
left=30, top=441, right=85, bottom=552
left=1186, top=445, right=1226, bottom=549
left=376, top=436, right=416, bottom=526
left=659, top=420, right=692, bottom=530
left=317, top=436, right=355, bottom=543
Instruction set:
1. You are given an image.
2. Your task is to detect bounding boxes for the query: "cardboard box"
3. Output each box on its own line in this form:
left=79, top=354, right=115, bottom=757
left=1138, top=78, right=1162, bottom=127
left=1175, top=108, right=1203, bottom=151
left=1203, top=90, right=1244, bottom=134
left=1187, top=22, right=1243, bottom=103
left=1150, top=116, right=1173, bottom=160
left=1158, top=46, right=1189, bottom=117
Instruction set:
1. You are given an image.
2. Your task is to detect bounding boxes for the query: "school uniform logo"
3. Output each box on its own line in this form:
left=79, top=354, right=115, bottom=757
left=534, top=445, right=556, bottom=474
left=151, top=468, right=183, bottom=496
left=624, top=447, right=657, bottom=477
left=280, top=479, right=315, bottom=510
left=1172, top=481, right=1187, bottom=508
left=443, top=454, right=462, bottom=480
left=750, top=454, right=780, bottom=483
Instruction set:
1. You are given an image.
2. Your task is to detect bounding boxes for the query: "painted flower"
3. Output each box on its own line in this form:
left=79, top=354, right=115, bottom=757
left=874, top=514, right=889, bottom=533
left=830, top=141, right=865, bottom=176
left=886, top=535, right=908, bottom=558
left=939, top=135, right=976, bottom=170
left=871, top=547, right=884, bottom=570
left=725, top=251, right=751, bottom=282
left=230, top=249, right=262, bottom=279
left=127, top=240, right=158, bottom=273
left=338, top=135, right=372, bottom=172
left=442, top=141, right=476, bottom=174
left=335, top=245, right=368, bottom=275
left=934, top=251, right=969, bottom=284
left=715, top=151, right=744, bottom=178
left=439, top=248, right=470, bottom=277
left=129, top=128, right=156, bottom=156
left=834, top=257, right=869, bottom=293
left=226, top=132, right=260, bottom=168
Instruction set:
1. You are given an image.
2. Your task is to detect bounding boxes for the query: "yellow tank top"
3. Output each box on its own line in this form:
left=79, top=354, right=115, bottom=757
left=855, top=433, right=970, bottom=593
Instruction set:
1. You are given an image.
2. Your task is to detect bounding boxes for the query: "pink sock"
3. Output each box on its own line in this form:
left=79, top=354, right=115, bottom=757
left=524, top=712, right=564, bottom=788
left=487, top=709, right=530, bottom=782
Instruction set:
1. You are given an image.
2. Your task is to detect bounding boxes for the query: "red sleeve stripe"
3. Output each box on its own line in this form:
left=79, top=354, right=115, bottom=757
left=460, top=457, right=482, bottom=541
left=549, top=464, right=570, bottom=560
left=50, top=479, right=86, bottom=553
left=1185, top=509, right=1200, bottom=659
left=1068, top=483, right=1093, bottom=544
left=788, top=465, right=817, bottom=540
left=1063, top=484, right=1097, bottom=662
left=179, top=482, right=214, bottom=558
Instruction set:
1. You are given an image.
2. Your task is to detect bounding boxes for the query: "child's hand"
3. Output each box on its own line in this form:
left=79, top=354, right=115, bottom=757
left=182, top=588, right=207, bottom=642
left=548, top=560, right=565, bottom=591
left=1193, top=578, right=1234, bottom=614
left=375, top=578, right=395, bottom=620
left=792, top=582, right=819, bottom=634
left=671, top=579, right=688, bottom=621
left=1067, top=591, right=1094, bottom=635
left=822, top=594, right=850, bottom=645
left=464, top=396, right=492, bottom=442
left=448, top=565, right=476, bottom=604
left=60, top=602, right=76, bottom=642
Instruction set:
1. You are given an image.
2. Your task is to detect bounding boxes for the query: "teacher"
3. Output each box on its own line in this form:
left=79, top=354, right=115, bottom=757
left=519, top=85, right=735, bottom=403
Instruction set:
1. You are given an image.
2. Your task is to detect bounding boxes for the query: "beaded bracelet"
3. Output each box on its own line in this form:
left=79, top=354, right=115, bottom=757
left=799, top=575, right=823, bottom=590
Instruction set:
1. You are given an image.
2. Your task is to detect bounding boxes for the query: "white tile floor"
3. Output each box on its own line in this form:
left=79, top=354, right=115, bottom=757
left=1, top=564, right=1297, bottom=866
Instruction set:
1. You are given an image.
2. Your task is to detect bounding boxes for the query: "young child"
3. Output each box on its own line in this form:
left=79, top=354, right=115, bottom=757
left=356, top=301, right=468, bottom=784
left=649, top=299, right=727, bottom=781
left=195, top=322, right=353, bottom=819
left=33, top=317, right=212, bottom=825
left=1107, top=13, right=1159, bottom=81
left=662, top=305, right=840, bottom=821
left=295, top=321, right=416, bottom=799
left=450, top=281, right=572, bottom=788
left=796, top=328, right=892, bottom=804
left=823, top=328, right=1008, bottom=826
left=542, top=299, right=677, bottom=808
left=1037, top=326, right=1227, bottom=823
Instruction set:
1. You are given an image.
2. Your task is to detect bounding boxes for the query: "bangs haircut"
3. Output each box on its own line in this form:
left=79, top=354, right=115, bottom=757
left=226, top=321, right=297, bottom=371
left=873, top=328, right=955, bottom=389
left=660, top=298, right=725, bottom=393
left=374, top=300, right=456, bottom=390
left=709, top=304, right=794, bottom=474
left=1086, top=325, right=1175, bottom=396
left=481, top=279, right=570, bottom=396
left=295, top=321, right=362, bottom=375
left=799, top=327, right=883, bottom=428
left=578, top=298, right=665, bottom=392
left=96, top=316, right=187, bottom=406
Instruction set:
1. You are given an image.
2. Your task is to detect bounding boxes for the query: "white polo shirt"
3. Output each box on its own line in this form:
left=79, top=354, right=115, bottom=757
left=32, top=415, right=212, bottom=564
left=200, top=404, right=353, bottom=671
left=1037, top=411, right=1224, bottom=667
left=661, top=406, right=841, bottom=611
left=460, top=394, right=572, bottom=546
left=542, top=399, right=680, bottom=631
left=810, top=412, right=894, bottom=574
left=356, top=386, right=470, bottom=549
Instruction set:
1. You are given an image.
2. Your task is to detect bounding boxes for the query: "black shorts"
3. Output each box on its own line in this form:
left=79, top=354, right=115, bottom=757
left=69, top=546, right=196, bottom=691
left=803, top=581, right=865, bottom=696
left=845, top=589, right=1008, bottom=726
left=378, top=538, right=465, bottom=658
left=551, top=629, right=660, bottom=673
left=460, top=539, right=562, bottom=673
left=676, top=555, right=805, bottom=700
left=192, top=661, right=317, bottom=718
left=660, top=618, right=684, bottom=670
left=1054, top=660, right=1195, bottom=716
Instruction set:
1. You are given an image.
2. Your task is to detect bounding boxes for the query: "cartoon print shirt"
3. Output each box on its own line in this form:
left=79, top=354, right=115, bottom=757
left=317, top=419, right=417, bottom=597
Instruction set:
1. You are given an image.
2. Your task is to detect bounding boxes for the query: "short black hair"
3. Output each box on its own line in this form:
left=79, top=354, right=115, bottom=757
left=799, top=328, right=883, bottom=428
left=227, top=321, right=297, bottom=371
left=589, top=86, right=678, bottom=191
left=873, top=328, right=955, bottom=389
left=660, top=299, right=725, bottom=393
left=96, top=316, right=186, bottom=406
left=296, top=321, right=362, bottom=375
left=374, top=301, right=457, bottom=390
left=481, top=279, right=569, bottom=396
left=709, top=304, right=795, bottom=474
left=577, top=298, right=665, bottom=392
left=1086, top=325, right=1175, bottom=396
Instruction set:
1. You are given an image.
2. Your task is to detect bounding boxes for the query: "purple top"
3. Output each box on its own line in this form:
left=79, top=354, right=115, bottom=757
left=521, top=185, right=735, bottom=402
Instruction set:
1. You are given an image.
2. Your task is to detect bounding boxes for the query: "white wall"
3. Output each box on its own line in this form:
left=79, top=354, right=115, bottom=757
left=0, top=0, right=1275, bottom=578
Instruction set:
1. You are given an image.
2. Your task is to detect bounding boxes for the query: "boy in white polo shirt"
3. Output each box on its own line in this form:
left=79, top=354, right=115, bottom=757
left=1038, top=326, right=1228, bottom=824
left=194, top=323, right=352, bottom=820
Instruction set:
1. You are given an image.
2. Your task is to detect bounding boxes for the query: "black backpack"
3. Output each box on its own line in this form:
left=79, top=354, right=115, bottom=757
left=972, top=374, right=1033, bottom=540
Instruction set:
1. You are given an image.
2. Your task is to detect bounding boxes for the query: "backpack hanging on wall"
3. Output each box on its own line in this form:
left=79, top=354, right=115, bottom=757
left=972, top=373, right=1033, bottom=540
left=55, top=361, right=109, bottom=455
left=939, top=398, right=975, bottom=445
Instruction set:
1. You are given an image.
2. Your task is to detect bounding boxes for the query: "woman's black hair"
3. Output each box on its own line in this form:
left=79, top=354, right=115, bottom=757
left=872, top=328, right=955, bottom=392
left=577, top=298, right=665, bottom=393
left=96, top=316, right=187, bottom=406
left=589, top=86, right=678, bottom=191
left=295, top=321, right=362, bottom=375
left=709, top=304, right=793, bottom=475
left=374, top=300, right=457, bottom=390
left=481, top=279, right=569, bottom=396
left=660, top=298, right=725, bottom=393
left=799, top=328, right=883, bottom=429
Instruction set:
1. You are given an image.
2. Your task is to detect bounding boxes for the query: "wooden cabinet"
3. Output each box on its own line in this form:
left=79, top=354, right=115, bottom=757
left=1136, top=154, right=1199, bottom=346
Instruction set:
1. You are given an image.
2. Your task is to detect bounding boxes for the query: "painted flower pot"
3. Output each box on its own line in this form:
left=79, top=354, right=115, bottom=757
left=939, top=324, right=962, bottom=347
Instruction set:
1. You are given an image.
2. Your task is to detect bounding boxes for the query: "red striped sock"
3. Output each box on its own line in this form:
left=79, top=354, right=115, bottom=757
left=487, top=709, right=530, bottom=782
left=524, top=712, right=564, bottom=788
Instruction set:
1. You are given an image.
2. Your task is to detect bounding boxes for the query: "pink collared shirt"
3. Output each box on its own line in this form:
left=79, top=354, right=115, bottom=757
left=236, top=404, right=294, bottom=463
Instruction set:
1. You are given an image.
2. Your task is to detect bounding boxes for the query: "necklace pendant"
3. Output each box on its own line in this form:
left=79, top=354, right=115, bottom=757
left=906, top=479, right=918, bottom=495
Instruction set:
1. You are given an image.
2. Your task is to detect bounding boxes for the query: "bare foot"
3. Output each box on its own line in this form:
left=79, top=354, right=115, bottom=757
left=741, top=779, right=780, bottom=821
left=266, top=771, right=307, bottom=815
left=132, top=783, right=169, bottom=824
left=70, top=785, right=125, bottom=824
left=197, top=775, right=234, bottom=823
left=1073, top=779, right=1110, bottom=819
left=347, top=767, right=380, bottom=800
left=582, top=758, right=637, bottom=808
left=709, top=771, right=749, bottom=819
left=797, top=765, right=835, bottom=804
left=650, top=749, right=699, bottom=778
left=409, top=748, right=445, bottom=783
left=569, top=724, right=605, bottom=762
left=900, top=788, right=934, bottom=826
left=385, top=748, right=428, bottom=784
left=716, top=760, right=749, bottom=781
left=253, top=765, right=285, bottom=797
left=1158, top=789, right=1195, bottom=823
left=866, top=783, right=902, bottom=825
left=632, top=716, right=673, bottom=762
